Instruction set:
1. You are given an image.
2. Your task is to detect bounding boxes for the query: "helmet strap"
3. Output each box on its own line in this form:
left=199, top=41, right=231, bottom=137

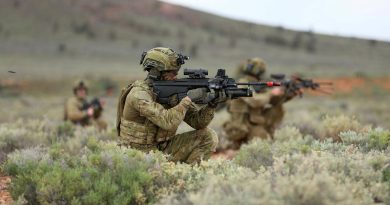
left=140, top=51, right=147, bottom=65
left=147, top=67, right=162, bottom=80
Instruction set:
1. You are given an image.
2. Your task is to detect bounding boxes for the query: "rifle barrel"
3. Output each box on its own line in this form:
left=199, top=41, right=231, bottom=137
left=236, top=82, right=281, bottom=87
left=316, top=82, right=333, bottom=85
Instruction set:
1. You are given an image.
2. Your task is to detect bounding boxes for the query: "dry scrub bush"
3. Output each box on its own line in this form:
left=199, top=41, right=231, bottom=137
left=158, top=172, right=272, bottom=205
left=3, top=140, right=255, bottom=205
left=0, top=119, right=54, bottom=163
left=0, top=119, right=55, bottom=151
left=160, top=150, right=390, bottom=205
left=274, top=126, right=303, bottom=142
left=223, top=125, right=390, bottom=205
left=279, top=152, right=389, bottom=204
left=234, top=126, right=314, bottom=170
left=157, top=160, right=256, bottom=205
left=341, top=128, right=390, bottom=151
left=320, top=115, right=370, bottom=142
left=163, top=148, right=390, bottom=205
left=3, top=142, right=159, bottom=204
left=233, top=139, right=273, bottom=170
left=0, top=119, right=115, bottom=162
left=291, top=114, right=370, bottom=141
left=2, top=117, right=390, bottom=204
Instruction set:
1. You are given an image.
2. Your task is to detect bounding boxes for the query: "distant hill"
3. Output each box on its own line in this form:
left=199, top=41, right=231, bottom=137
left=0, top=0, right=389, bottom=81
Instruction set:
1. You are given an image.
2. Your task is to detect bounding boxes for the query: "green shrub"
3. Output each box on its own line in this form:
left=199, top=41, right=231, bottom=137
left=4, top=142, right=257, bottom=205
left=368, top=129, right=390, bottom=150
left=340, top=128, right=390, bottom=151
left=3, top=142, right=157, bottom=204
left=383, top=163, right=390, bottom=183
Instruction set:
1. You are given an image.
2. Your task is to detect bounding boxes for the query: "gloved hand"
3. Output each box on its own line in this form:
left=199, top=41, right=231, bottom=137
left=187, top=88, right=208, bottom=102
left=271, top=87, right=284, bottom=96
left=289, top=74, right=304, bottom=98
left=208, top=90, right=228, bottom=107
left=87, top=107, right=95, bottom=118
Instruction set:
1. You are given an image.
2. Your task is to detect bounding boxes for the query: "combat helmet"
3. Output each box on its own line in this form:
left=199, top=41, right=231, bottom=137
left=139, top=47, right=189, bottom=78
left=240, top=57, right=267, bottom=79
left=73, top=80, right=88, bottom=94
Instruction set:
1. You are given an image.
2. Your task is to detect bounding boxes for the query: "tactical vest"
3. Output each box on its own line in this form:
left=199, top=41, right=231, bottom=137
left=116, top=81, right=176, bottom=149
left=227, top=77, right=267, bottom=125
left=64, top=97, right=90, bottom=126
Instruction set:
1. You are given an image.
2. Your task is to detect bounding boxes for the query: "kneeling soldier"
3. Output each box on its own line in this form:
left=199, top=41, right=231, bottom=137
left=117, top=47, right=221, bottom=164
left=222, top=58, right=296, bottom=149
left=64, top=80, right=107, bottom=131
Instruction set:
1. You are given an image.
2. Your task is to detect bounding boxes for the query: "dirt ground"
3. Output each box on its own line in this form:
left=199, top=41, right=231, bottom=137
left=313, top=76, right=390, bottom=93
left=0, top=175, right=12, bottom=205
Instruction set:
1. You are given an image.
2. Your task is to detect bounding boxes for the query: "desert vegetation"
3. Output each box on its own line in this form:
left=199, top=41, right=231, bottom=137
left=0, top=116, right=389, bottom=204
left=1, top=0, right=389, bottom=204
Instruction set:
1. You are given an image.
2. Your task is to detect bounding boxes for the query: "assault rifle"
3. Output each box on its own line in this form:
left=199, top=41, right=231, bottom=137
left=270, top=74, right=333, bottom=97
left=152, top=68, right=281, bottom=105
left=81, top=98, right=103, bottom=119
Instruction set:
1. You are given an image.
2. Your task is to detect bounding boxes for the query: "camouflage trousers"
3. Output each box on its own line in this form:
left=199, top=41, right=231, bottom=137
left=70, top=117, right=107, bottom=131
left=123, top=128, right=218, bottom=164
left=91, top=118, right=108, bottom=131
left=221, top=118, right=273, bottom=150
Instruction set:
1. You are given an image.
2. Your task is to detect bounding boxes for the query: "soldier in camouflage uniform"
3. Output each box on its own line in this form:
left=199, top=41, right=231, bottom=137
left=117, top=47, right=221, bottom=164
left=222, top=58, right=296, bottom=150
left=64, top=80, right=107, bottom=131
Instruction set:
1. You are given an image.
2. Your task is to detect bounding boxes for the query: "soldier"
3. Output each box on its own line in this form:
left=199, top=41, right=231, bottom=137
left=64, top=80, right=107, bottom=131
left=117, top=47, right=223, bottom=164
left=222, top=58, right=297, bottom=150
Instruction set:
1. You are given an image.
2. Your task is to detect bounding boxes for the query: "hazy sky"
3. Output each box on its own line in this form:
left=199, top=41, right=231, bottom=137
left=162, top=0, right=390, bottom=41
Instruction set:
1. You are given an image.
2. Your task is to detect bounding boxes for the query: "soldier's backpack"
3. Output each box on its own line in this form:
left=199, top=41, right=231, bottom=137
left=116, top=84, right=134, bottom=136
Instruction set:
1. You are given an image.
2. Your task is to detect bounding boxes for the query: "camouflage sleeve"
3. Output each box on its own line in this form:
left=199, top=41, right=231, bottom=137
left=66, top=98, right=88, bottom=121
left=241, top=90, right=272, bottom=108
left=282, top=89, right=296, bottom=102
left=184, top=104, right=215, bottom=129
left=236, top=77, right=272, bottom=108
left=269, top=87, right=292, bottom=105
left=127, top=88, right=191, bottom=130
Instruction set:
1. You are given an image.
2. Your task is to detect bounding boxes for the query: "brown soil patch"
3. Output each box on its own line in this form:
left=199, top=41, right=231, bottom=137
left=211, top=149, right=238, bottom=160
left=306, top=76, right=390, bottom=95
left=0, top=175, right=12, bottom=205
